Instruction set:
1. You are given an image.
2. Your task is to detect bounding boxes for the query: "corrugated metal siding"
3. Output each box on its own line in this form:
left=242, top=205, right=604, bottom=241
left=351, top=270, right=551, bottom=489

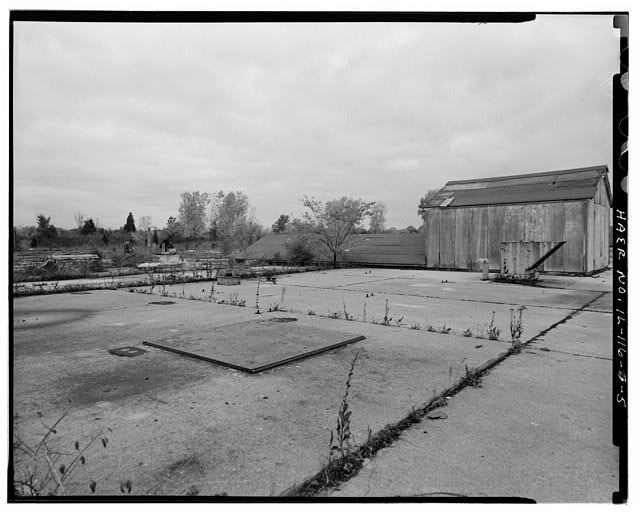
left=487, top=205, right=504, bottom=270
left=425, top=210, right=440, bottom=268
left=424, top=200, right=591, bottom=273
left=564, top=202, right=586, bottom=272
left=542, top=203, right=566, bottom=271
left=439, top=210, right=456, bottom=268
left=588, top=200, right=610, bottom=271
left=586, top=199, right=595, bottom=271
left=423, top=174, right=610, bottom=274
left=472, top=207, right=489, bottom=270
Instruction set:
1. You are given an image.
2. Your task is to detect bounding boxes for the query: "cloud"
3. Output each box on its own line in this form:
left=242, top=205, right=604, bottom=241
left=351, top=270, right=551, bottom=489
left=12, top=16, right=619, bottom=230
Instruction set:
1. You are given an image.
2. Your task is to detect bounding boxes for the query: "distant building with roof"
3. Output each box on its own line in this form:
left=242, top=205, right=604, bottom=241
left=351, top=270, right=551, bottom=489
left=242, top=232, right=426, bottom=267
left=421, top=165, right=612, bottom=273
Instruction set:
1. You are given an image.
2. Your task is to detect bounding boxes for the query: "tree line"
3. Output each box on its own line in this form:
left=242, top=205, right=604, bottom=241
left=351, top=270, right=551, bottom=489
left=16, top=188, right=442, bottom=259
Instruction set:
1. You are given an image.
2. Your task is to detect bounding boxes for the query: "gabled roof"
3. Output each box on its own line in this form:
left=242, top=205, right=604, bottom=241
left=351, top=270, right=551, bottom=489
left=425, top=165, right=612, bottom=209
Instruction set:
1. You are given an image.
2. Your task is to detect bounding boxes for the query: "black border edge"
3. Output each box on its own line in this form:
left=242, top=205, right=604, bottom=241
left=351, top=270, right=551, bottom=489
left=8, top=11, right=537, bottom=24
left=8, top=10, right=629, bottom=504
left=8, top=11, right=15, bottom=504
left=611, top=13, right=628, bottom=505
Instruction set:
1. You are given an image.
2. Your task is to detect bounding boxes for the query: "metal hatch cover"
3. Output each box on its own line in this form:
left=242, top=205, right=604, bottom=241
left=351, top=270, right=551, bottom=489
left=143, top=318, right=365, bottom=374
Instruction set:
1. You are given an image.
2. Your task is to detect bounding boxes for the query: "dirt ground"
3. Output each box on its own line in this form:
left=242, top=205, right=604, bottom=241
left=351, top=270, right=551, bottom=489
left=11, top=268, right=616, bottom=499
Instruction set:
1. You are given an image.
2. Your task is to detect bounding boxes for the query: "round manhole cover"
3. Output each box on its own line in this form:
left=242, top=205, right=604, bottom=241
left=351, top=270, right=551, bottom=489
left=148, top=301, right=176, bottom=305
left=269, top=317, right=298, bottom=323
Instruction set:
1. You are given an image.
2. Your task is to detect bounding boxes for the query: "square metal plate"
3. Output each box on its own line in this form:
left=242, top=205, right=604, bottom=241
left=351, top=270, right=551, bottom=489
left=109, top=346, right=147, bottom=357
left=143, top=318, right=364, bottom=373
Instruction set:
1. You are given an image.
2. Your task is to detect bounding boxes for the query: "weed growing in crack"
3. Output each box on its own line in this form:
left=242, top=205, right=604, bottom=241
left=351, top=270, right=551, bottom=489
left=409, top=322, right=421, bottom=330
left=449, top=358, right=467, bottom=387
left=462, top=328, right=473, bottom=337
left=440, top=322, right=451, bottom=334
left=407, top=406, right=422, bottom=424
left=510, top=305, right=527, bottom=343
left=427, top=324, right=437, bottom=333
left=362, top=301, right=367, bottom=322
left=382, top=299, right=391, bottom=326
left=342, top=302, right=354, bottom=321
left=327, top=310, right=342, bottom=319
left=307, top=309, right=316, bottom=316
left=329, top=352, right=360, bottom=461
left=229, top=293, right=246, bottom=306
left=487, top=312, right=501, bottom=340
left=462, top=365, right=482, bottom=388
left=279, top=287, right=287, bottom=309
left=255, top=277, right=261, bottom=314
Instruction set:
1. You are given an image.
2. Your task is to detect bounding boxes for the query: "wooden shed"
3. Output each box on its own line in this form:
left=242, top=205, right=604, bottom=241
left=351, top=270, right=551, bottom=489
left=422, top=165, right=612, bottom=274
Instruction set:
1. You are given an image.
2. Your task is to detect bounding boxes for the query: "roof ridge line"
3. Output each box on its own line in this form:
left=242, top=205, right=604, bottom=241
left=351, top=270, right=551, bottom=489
left=444, top=164, right=608, bottom=186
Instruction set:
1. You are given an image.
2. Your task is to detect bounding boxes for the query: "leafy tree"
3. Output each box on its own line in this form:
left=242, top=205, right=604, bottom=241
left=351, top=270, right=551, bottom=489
left=179, top=191, right=210, bottom=238
left=164, top=216, right=184, bottom=242
left=417, top=188, right=442, bottom=216
left=81, top=218, right=97, bottom=234
left=36, top=214, right=51, bottom=230
left=301, top=196, right=374, bottom=268
left=368, top=202, right=386, bottom=233
left=235, top=218, right=264, bottom=249
left=272, top=214, right=290, bottom=233
left=208, top=191, right=225, bottom=241
left=124, top=212, right=136, bottom=233
left=35, top=214, right=57, bottom=240
left=207, top=190, right=264, bottom=252
left=216, top=191, right=248, bottom=240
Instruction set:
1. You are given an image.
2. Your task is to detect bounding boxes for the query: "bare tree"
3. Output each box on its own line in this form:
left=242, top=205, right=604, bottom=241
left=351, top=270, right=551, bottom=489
left=73, top=212, right=85, bottom=230
left=138, top=216, right=152, bottom=232
left=301, top=196, right=374, bottom=268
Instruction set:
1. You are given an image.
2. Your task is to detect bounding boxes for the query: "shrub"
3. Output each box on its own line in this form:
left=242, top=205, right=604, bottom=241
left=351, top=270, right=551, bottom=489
left=81, top=219, right=97, bottom=235
left=285, top=237, right=314, bottom=265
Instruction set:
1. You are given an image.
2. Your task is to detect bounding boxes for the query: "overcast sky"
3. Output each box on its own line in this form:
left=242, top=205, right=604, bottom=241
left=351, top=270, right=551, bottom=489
left=13, top=15, right=619, bottom=231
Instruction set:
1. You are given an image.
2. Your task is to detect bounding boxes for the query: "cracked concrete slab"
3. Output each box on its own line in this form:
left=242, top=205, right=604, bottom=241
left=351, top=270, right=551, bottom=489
left=12, top=267, right=614, bottom=497
left=328, top=309, right=616, bottom=501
